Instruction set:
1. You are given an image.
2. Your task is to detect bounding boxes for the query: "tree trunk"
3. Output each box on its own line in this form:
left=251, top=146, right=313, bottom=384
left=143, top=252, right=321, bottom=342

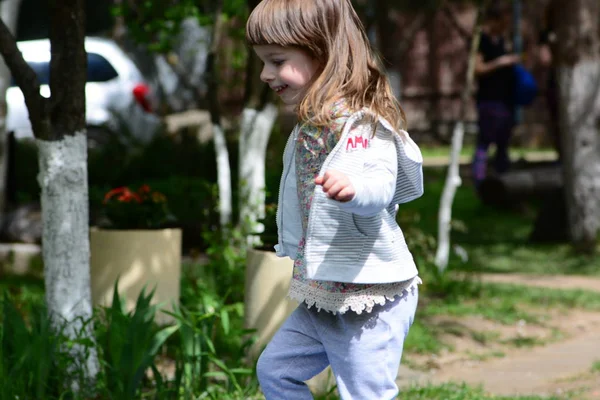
left=555, top=0, right=600, bottom=252
left=213, top=123, right=232, bottom=227
left=0, top=0, right=99, bottom=387
left=239, top=103, right=277, bottom=240
left=241, top=1, right=278, bottom=241
left=47, top=0, right=98, bottom=386
left=37, top=133, right=98, bottom=382
left=427, top=11, right=440, bottom=137
left=435, top=1, right=487, bottom=272
left=0, top=0, right=22, bottom=215
left=204, top=1, right=232, bottom=228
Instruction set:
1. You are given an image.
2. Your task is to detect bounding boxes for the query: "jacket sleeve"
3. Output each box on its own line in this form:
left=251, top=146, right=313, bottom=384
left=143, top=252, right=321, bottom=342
left=334, top=125, right=423, bottom=215
left=335, top=135, right=398, bottom=217
left=395, top=130, right=424, bottom=204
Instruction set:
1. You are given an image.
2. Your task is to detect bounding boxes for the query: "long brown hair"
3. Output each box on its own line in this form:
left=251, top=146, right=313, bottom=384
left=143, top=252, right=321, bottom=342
left=246, top=0, right=406, bottom=131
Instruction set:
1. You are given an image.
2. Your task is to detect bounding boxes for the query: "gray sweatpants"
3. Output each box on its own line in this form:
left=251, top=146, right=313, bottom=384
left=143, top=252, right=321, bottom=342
left=256, top=286, right=419, bottom=399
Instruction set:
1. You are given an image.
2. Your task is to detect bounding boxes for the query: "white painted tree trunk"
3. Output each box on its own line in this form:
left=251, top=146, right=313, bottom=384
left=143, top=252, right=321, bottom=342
left=37, top=132, right=99, bottom=384
left=434, top=3, right=486, bottom=272
left=213, top=123, right=232, bottom=227
left=0, top=0, right=22, bottom=214
left=238, top=103, right=278, bottom=240
left=435, top=121, right=465, bottom=270
left=558, top=61, right=600, bottom=247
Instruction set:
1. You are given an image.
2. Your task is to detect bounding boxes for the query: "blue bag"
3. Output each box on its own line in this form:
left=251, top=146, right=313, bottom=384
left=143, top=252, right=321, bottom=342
left=514, top=64, right=538, bottom=106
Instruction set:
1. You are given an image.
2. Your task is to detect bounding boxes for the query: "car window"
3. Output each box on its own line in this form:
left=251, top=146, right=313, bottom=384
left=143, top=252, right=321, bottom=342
left=10, top=52, right=118, bottom=87
left=87, top=52, right=119, bottom=82
left=9, top=61, right=50, bottom=87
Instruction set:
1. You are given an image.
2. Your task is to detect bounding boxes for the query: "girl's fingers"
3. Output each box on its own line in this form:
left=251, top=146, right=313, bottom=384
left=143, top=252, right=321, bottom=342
left=317, top=172, right=353, bottom=201
left=325, top=181, right=343, bottom=198
left=322, top=176, right=342, bottom=193
left=336, top=187, right=354, bottom=202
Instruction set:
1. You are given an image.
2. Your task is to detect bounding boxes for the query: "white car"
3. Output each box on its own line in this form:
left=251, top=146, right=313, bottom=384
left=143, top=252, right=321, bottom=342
left=6, top=37, right=161, bottom=148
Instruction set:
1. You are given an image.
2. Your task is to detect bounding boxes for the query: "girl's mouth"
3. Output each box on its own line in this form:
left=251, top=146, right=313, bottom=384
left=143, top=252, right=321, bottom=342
left=273, top=85, right=289, bottom=94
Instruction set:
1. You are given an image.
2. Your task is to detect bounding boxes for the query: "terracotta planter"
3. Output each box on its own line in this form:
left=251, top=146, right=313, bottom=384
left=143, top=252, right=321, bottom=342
left=90, top=228, right=182, bottom=325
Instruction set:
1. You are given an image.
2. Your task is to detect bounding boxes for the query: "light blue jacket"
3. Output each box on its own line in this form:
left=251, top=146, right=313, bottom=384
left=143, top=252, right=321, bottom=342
left=275, top=110, right=424, bottom=284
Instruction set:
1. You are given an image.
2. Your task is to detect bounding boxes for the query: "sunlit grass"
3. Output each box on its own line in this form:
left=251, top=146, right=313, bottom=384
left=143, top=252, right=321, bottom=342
left=420, top=145, right=557, bottom=160
left=401, top=382, right=571, bottom=399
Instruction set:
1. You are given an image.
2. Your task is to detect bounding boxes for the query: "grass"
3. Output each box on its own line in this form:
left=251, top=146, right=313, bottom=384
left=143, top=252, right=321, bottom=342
left=404, top=319, right=449, bottom=355
left=401, top=167, right=600, bottom=276
left=466, top=350, right=505, bottom=362
left=316, top=382, right=568, bottom=400
left=501, top=335, right=545, bottom=348
left=0, top=275, right=45, bottom=317
left=422, top=282, right=600, bottom=321
left=471, top=330, right=501, bottom=345
left=420, top=145, right=557, bottom=160
left=401, top=382, right=571, bottom=399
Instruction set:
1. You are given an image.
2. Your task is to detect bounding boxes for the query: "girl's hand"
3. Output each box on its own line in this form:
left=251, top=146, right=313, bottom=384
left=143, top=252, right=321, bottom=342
left=315, top=170, right=356, bottom=202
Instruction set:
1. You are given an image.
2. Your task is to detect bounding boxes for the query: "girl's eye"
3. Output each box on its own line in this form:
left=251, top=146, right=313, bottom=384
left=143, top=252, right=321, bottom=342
left=273, top=60, right=284, bottom=66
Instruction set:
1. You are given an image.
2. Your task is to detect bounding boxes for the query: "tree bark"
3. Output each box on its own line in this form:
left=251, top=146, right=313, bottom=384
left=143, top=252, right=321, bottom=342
left=0, top=0, right=99, bottom=387
left=555, top=0, right=600, bottom=252
left=238, top=101, right=277, bottom=240
left=0, top=0, right=23, bottom=215
left=239, top=0, right=278, bottom=242
left=427, top=11, right=440, bottom=137
left=440, top=4, right=472, bottom=43
left=205, top=0, right=232, bottom=228
left=0, top=12, right=49, bottom=138
left=435, top=1, right=487, bottom=272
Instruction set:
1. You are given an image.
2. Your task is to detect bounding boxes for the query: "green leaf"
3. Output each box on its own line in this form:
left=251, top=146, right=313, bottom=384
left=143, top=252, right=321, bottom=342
left=220, top=309, right=230, bottom=335
left=203, top=371, right=228, bottom=379
left=148, top=325, right=179, bottom=356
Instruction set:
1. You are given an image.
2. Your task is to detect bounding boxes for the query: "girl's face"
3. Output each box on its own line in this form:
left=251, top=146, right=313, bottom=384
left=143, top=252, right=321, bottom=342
left=254, top=44, right=320, bottom=106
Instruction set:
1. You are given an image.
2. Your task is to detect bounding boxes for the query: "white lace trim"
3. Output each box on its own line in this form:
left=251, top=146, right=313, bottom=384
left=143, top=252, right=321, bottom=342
left=288, top=276, right=421, bottom=315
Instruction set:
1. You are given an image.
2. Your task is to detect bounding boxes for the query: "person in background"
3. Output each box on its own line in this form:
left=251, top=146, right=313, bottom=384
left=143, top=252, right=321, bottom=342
left=472, top=2, right=520, bottom=189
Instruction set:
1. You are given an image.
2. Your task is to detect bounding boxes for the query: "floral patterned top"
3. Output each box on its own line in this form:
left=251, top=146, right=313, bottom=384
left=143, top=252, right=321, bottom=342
left=288, top=102, right=420, bottom=314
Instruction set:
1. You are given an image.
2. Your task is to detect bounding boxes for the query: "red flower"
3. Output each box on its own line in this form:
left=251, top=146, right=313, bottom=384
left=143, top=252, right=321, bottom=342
left=101, top=184, right=173, bottom=230
left=138, top=184, right=151, bottom=194
left=104, top=187, right=141, bottom=204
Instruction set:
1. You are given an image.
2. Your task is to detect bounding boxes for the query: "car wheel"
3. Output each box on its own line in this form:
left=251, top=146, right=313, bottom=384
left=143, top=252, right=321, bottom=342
left=86, top=126, right=115, bottom=152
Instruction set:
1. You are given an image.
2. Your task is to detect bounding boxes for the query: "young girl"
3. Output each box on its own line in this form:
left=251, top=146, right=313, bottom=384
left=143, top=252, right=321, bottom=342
left=246, top=0, right=424, bottom=398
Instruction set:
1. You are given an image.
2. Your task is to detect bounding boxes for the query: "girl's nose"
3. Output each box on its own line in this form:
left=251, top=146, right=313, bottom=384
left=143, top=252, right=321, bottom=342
left=260, top=65, right=274, bottom=83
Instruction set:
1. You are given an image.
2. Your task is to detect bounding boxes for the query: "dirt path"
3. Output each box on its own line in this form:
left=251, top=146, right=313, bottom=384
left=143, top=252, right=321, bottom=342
left=480, top=273, right=600, bottom=293
left=398, top=273, right=600, bottom=398
left=431, top=328, right=600, bottom=397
